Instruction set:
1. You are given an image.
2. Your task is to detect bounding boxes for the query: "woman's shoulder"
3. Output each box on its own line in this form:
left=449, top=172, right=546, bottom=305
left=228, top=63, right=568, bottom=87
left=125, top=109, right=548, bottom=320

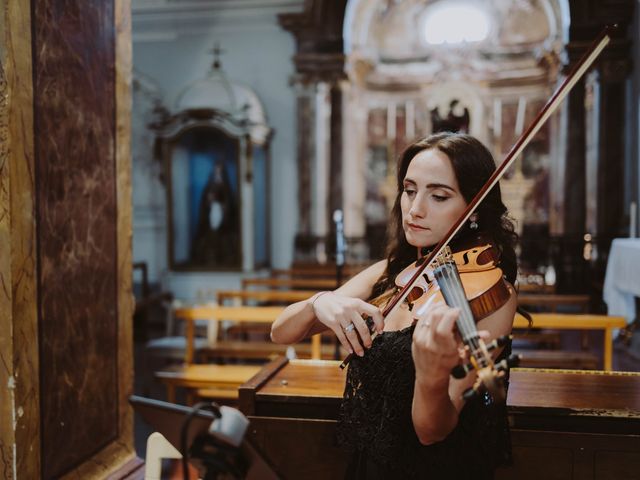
left=361, top=259, right=388, bottom=277
left=335, top=260, right=388, bottom=300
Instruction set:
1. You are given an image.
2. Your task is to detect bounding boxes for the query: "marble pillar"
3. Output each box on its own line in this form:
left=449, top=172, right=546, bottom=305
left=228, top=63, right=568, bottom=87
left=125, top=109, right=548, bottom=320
left=0, top=0, right=136, bottom=478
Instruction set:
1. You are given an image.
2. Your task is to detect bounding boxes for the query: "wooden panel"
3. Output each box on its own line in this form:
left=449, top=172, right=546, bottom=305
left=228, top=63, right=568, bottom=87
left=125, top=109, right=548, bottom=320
left=594, top=450, right=640, bottom=480
left=508, top=369, right=640, bottom=411
left=247, top=417, right=349, bottom=480
left=497, top=444, right=574, bottom=480
left=497, top=430, right=640, bottom=480
left=0, top=1, right=41, bottom=477
left=30, top=0, right=129, bottom=477
left=64, top=0, right=136, bottom=476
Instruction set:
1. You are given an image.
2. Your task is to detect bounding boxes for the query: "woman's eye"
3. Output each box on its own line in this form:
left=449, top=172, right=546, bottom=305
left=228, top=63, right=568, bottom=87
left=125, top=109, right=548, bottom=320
left=432, top=195, right=448, bottom=202
left=404, top=188, right=416, bottom=196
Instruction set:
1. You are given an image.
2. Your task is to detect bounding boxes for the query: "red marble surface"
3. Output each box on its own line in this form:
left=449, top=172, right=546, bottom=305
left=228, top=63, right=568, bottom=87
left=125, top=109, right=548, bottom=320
left=33, top=1, right=118, bottom=477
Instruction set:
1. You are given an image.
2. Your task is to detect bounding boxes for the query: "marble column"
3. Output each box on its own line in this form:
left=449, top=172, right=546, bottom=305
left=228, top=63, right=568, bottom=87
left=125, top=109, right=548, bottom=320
left=279, top=0, right=348, bottom=262
left=595, top=57, right=632, bottom=237
left=0, top=1, right=137, bottom=478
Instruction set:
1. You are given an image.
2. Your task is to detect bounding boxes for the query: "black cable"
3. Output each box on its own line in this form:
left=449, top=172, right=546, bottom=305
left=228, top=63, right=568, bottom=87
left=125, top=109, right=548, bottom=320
left=180, top=401, right=221, bottom=480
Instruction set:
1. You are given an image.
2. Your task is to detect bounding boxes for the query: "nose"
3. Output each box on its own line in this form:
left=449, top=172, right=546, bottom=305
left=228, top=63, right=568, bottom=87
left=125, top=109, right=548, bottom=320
left=409, top=192, right=427, bottom=219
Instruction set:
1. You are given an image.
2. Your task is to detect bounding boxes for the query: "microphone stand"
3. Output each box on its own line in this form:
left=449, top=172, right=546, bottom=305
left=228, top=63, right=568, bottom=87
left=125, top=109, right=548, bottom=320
left=333, top=209, right=346, bottom=359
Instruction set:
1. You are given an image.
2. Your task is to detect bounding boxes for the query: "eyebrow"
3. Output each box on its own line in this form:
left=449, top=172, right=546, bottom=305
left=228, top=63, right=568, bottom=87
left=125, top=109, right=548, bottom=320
left=403, top=178, right=456, bottom=192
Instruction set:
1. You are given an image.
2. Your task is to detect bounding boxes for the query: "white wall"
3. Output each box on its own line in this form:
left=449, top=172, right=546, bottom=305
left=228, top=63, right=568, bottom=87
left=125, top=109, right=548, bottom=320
left=131, top=0, right=303, bottom=298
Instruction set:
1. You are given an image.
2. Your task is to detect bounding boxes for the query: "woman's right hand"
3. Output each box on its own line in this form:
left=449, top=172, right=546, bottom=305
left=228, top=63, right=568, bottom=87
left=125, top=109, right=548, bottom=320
left=311, top=292, right=384, bottom=357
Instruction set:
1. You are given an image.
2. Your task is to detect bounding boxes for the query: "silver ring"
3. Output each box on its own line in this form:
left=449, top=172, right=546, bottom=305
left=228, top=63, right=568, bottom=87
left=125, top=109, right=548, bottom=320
left=344, top=323, right=355, bottom=333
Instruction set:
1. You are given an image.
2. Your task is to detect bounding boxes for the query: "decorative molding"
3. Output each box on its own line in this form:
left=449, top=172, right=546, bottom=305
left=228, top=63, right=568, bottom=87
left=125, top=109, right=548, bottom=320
left=133, top=0, right=304, bottom=40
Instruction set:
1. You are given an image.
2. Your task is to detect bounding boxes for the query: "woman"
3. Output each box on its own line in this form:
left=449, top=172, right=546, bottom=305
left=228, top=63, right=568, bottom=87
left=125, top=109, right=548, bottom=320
left=271, top=132, right=518, bottom=479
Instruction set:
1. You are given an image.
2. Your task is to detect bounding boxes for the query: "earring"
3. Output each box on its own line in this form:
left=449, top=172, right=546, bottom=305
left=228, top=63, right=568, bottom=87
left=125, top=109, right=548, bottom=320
left=469, top=214, right=479, bottom=230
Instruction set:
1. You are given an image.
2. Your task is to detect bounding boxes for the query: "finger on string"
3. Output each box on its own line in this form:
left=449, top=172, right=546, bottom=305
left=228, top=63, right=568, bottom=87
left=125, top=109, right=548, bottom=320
left=435, top=308, right=460, bottom=336
left=425, top=305, right=448, bottom=332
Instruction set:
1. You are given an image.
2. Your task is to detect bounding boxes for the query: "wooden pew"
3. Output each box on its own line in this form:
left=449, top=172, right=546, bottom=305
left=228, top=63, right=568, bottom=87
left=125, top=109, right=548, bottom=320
left=517, top=293, right=590, bottom=313
left=155, top=364, right=261, bottom=404
left=242, top=277, right=340, bottom=290
left=175, top=308, right=624, bottom=370
left=173, top=306, right=286, bottom=364
left=515, top=350, right=599, bottom=370
left=272, top=262, right=369, bottom=278
left=217, top=289, right=316, bottom=305
left=238, top=359, right=640, bottom=480
left=155, top=305, right=334, bottom=402
left=215, top=289, right=316, bottom=340
left=517, top=283, right=556, bottom=294
left=514, top=313, right=626, bottom=370
left=516, top=293, right=592, bottom=350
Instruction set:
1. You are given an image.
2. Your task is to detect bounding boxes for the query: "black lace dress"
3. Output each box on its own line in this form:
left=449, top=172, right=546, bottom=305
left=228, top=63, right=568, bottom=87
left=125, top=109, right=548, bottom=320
left=336, top=324, right=512, bottom=480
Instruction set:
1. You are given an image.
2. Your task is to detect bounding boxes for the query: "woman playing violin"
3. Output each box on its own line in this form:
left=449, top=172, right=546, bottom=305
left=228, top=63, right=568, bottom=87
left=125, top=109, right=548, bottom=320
left=271, top=132, right=518, bottom=479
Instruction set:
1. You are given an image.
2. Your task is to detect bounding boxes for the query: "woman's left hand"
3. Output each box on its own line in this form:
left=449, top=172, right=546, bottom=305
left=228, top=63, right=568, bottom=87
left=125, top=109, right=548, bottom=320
left=412, top=305, right=492, bottom=384
left=411, top=305, right=462, bottom=382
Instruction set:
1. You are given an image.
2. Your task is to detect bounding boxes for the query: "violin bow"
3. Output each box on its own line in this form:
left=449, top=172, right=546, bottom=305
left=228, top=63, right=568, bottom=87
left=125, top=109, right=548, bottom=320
left=340, top=25, right=615, bottom=369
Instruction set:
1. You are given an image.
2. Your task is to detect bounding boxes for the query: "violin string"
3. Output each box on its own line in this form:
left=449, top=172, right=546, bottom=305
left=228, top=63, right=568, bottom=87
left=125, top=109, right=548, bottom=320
left=439, top=262, right=479, bottom=349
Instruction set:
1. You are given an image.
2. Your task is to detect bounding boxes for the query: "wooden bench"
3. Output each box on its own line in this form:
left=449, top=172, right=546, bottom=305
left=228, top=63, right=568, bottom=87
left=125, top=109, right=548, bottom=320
left=215, top=290, right=315, bottom=340
left=517, top=293, right=590, bottom=313
left=516, top=294, right=592, bottom=349
left=156, top=305, right=333, bottom=402
left=514, top=349, right=599, bottom=370
left=512, top=331, right=561, bottom=349
left=155, top=364, right=262, bottom=404
left=200, top=340, right=344, bottom=362
left=241, top=277, right=340, bottom=290
left=174, top=309, right=625, bottom=369
left=173, top=306, right=288, bottom=363
left=514, top=313, right=626, bottom=370
left=272, top=263, right=369, bottom=277
left=517, top=283, right=556, bottom=294
left=217, top=289, right=316, bottom=305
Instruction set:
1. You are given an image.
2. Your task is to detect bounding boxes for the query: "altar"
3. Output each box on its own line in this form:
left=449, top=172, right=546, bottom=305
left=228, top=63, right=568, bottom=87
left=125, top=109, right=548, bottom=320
left=239, top=358, right=640, bottom=480
left=604, top=238, right=640, bottom=324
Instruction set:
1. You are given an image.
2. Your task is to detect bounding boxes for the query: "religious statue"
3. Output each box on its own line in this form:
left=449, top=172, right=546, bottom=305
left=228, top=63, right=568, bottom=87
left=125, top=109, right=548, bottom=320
left=430, top=99, right=470, bottom=133
left=191, top=162, right=240, bottom=267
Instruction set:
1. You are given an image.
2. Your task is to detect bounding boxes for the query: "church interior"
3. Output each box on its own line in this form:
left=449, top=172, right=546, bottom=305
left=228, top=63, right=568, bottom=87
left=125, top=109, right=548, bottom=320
left=2, top=0, right=640, bottom=478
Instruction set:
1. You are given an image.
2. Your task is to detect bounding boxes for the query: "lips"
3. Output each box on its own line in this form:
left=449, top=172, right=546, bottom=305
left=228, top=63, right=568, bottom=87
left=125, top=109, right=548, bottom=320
left=407, top=223, right=429, bottom=231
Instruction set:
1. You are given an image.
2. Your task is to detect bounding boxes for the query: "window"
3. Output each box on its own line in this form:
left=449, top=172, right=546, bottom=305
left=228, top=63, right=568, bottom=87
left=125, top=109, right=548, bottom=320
left=423, top=2, right=491, bottom=45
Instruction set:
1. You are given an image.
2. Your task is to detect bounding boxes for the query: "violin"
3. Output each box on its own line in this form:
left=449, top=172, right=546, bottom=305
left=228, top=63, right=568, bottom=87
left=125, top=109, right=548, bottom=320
left=402, top=241, right=517, bottom=402
left=397, top=237, right=510, bottom=321
left=339, top=26, right=615, bottom=400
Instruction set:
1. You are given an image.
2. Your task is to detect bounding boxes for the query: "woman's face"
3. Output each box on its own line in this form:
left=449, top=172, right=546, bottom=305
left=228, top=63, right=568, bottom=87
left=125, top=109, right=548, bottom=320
left=400, top=148, right=468, bottom=248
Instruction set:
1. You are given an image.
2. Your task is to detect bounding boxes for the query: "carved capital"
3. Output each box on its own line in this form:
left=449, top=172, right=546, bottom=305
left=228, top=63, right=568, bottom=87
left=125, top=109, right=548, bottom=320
left=278, top=0, right=347, bottom=79
left=290, top=53, right=346, bottom=84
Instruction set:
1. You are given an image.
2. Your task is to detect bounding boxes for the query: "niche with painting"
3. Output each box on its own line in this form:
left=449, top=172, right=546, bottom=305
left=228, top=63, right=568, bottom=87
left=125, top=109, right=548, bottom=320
left=154, top=68, right=272, bottom=271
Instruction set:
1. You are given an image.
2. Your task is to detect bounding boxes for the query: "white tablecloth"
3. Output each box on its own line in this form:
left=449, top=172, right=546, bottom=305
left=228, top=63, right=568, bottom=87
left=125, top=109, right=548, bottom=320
left=603, top=238, right=640, bottom=323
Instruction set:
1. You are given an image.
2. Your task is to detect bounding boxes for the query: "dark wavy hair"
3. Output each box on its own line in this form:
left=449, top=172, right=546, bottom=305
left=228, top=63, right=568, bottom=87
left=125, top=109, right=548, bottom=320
left=371, top=132, right=519, bottom=300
